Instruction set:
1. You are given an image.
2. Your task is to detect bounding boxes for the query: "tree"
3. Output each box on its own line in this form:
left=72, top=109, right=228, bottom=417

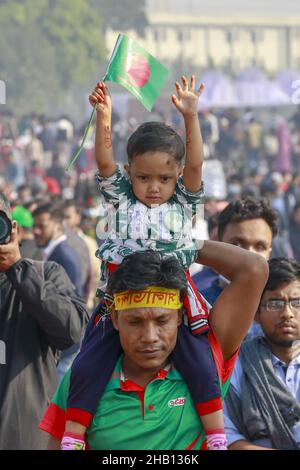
left=41, top=0, right=106, bottom=86
left=0, top=0, right=106, bottom=116
left=0, top=22, right=59, bottom=115
left=90, top=0, right=148, bottom=36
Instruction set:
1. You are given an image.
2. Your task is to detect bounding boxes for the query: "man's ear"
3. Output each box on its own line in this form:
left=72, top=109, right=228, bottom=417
left=110, top=309, right=119, bottom=331
left=15, top=222, right=22, bottom=237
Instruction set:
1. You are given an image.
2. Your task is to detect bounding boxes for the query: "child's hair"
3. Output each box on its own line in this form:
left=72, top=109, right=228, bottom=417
left=126, top=121, right=185, bottom=165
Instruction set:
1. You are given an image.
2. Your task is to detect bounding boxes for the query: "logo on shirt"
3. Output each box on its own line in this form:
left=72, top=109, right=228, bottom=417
left=168, top=397, right=186, bottom=408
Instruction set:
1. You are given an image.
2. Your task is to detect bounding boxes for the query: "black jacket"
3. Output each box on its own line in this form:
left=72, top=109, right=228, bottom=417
left=0, top=259, right=89, bottom=450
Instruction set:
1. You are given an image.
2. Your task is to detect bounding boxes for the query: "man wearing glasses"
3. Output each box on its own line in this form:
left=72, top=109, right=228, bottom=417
left=224, top=258, right=300, bottom=450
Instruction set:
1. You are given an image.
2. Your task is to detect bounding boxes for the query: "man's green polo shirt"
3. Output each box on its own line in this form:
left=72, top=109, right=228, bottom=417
left=40, top=331, right=237, bottom=450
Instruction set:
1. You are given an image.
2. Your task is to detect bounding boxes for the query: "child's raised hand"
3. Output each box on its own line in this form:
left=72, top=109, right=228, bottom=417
left=89, top=82, right=112, bottom=117
left=171, top=75, right=204, bottom=118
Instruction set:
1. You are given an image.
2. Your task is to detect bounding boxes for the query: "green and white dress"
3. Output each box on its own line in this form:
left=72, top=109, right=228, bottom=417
left=96, top=164, right=204, bottom=282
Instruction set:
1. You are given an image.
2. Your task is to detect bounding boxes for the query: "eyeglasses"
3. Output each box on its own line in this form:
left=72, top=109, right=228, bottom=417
left=260, top=298, right=300, bottom=312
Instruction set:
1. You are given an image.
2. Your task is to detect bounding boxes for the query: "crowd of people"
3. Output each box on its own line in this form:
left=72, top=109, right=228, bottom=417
left=0, top=77, right=300, bottom=451
left=1, top=103, right=300, bottom=260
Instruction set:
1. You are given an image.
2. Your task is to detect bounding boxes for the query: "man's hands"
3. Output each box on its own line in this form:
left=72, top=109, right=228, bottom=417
left=89, top=82, right=112, bottom=120
left=174, top=75, right=205, bottom=192
left=0, top=221, right=21, bottom=272
left=171, top=75, right=204, bottom=119
left=91, top=81, right=116, bottom=177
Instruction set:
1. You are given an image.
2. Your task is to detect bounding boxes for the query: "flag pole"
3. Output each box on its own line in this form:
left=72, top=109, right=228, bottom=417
left=65, top=36, right=123, bottom=171
left=65, top=103, right=97, bottom=172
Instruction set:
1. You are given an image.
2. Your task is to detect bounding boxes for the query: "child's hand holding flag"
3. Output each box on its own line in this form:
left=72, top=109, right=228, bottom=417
left=89, top=82, right=112, bottom=119
left=66, top=34, right=169, bottom=171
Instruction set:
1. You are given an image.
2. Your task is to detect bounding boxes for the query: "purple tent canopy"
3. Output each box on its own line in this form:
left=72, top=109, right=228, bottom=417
left=194, top=68, right=295, bottom=108
left=236, top=67, right=268, bottom=105
left=198, top=70, right=238, bottom=108
left=237, top=67, right=268, bottom=83
left=235, top=67, right=290, bottom=106
left=266, top=81, right=290, bottom=106
left=276, top=69, right=300, bottom=96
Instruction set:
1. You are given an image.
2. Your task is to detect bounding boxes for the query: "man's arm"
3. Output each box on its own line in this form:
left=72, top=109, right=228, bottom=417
left=6, top=260, right=89, bottom=350
left=90, top=81, right=117, bottom=177
left=223, top=379, right=275, bottom=451
left=172, top=75, right=205, bottom=192
left=196, top=241, right=268, bottom=360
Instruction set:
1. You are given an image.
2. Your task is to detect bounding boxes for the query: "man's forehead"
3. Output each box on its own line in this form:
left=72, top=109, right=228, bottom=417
left=223, top=219, right=272, bottom=241
left=262, top=280, right=300, bottom=300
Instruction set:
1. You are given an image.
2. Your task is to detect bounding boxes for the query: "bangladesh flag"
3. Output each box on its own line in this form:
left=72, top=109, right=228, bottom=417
left=104, top=34, right=169, bottom=111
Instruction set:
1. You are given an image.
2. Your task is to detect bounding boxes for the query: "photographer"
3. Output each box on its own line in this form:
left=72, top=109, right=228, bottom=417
left=0, top=193, right=89, bottom=450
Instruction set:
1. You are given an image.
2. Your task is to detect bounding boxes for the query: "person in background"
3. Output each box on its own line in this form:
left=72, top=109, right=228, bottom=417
left=0, top=192, right=89, bottom=450
left=289, top=202, right=300, bottom=262
left=46, top=153, right=66, bottom=191
left=62, top=216, right=91, bottom=306
left=11, top=205, right=42, bottom=260
left=224, top=258, right=300, bottom=450
left=25, top=127, right=44, bottom=167
left=32, top=202, right=83, bottom=296
left=63, top=201, right=99, bottom=310
left=32, top=201, right=84, bottom=381
left=275, top=117, right=292, bottom=174
left=192, top=212, right=220, bottom=292
left=246, top=117, right=263, bottom=170
left=17, top=184, right=32, bottom=205
left=201, top=197, right=278, bottom=306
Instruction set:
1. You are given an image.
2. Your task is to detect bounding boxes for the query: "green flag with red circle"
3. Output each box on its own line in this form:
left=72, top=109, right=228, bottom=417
left=104, top=34, right=169, bottom=111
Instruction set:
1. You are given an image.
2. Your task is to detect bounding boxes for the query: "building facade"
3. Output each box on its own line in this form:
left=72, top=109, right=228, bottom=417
left=105, top=0, right=300, bottom=75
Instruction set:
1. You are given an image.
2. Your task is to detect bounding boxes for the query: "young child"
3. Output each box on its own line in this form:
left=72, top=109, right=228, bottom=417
left=62, top=76, right=227, bottom=451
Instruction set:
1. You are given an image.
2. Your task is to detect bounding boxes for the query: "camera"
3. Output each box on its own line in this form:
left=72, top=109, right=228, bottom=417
left=0, top=210, right=12, bottom=244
